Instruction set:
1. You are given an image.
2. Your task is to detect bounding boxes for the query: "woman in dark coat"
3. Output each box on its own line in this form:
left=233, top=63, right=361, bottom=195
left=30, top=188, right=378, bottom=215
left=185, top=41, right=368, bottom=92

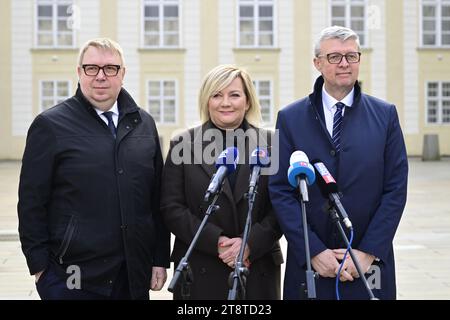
left=161, top=65, right=283, bottom=300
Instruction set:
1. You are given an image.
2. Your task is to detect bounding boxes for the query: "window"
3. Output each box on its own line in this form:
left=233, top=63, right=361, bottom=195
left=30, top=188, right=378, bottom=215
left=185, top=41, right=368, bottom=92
left=40, top=80, right=71, bottom=111
left=238, top=0, right=274, bottom=47
left=253, top=80, right=273, bottom=123
left=148, top=80, right=177, bottom=124
left=143, top=0, right=180, bottom=47
left=36, top=0, right=74, bottom=47
left=331, top=0, right=367, bottom=47
left=421, top=0, right=450, bottom=46
left=426, top=82, right=450, bottom=124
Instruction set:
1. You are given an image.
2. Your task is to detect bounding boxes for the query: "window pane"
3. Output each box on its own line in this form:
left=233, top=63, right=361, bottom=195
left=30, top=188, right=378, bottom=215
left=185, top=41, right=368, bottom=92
left=259, top=20, right=273, bottom=32
left=423, top=20, right=436, bottom=31
left=443, top=101, right=450, bottom=122
left=240, top=20, right=254, bottom=32
left=332, top=19, right=346, bottom=27
left=149, top=82, right=160, bottom=96
left=351, top=6, right=364, bottom=18
left=164, top=20, right=178, bottom=32
left=358, top=34, right=365, bottom=46
left=149, top=100, right=161, bottom=119
left=38, top=34, right=53, bottom=46
left=443, top=83, right=450, bottom=97
left=58, top=5, right=70, bottom=17
left=427, top=100, right=438, bottom=123
left=164, top=6, right=178, bottom=17
left=423, top=5, right=436, bottom=18
left=259, top=34, right=273, bottom=46
left=240, top=6, right=253, bottom=18
left=428, top=83, right=438, bottom=96
left=259, top=6, right=272, bottom=18
left=145, top=20, right=159, bottom=32
left=38, top=5, right=52, bottom=17
left=57, top=33, right=72, bottom=46
left=332, top=6, right=345, bottom=18
left=442, top=6, right=450, bottom=17
left=57, top=82, right=69, bottom=97
left=42, top=99, right=54, bottom=110
left=58, top=20, right=70, bottom=32
left=163, top=34, right=178, bottom=46
left=38, top=19, right=52, bottom=31
left=442, top=21, right=450, bottom=31
left=42, top=82, right=54, bottom=97
left=351, top=20, right=364, bottom=31
left=163, top=81, right=175, bottom=96
left=145, top=6, right=159, bottom=17
left=423, top=34, right=436, bottom=45
left=443, top=34, right=450, bottom=45
left=240, top=33, right=254, bottom=46
left=144, top=34, right=159, bottom=46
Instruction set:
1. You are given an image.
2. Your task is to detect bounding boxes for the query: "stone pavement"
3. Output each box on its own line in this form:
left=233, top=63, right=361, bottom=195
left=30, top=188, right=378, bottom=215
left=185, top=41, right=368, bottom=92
left=1, top=158, right=449, bottom=300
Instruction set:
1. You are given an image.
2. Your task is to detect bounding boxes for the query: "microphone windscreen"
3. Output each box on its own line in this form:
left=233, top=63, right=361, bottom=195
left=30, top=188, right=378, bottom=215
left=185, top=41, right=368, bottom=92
left=289, top=150, right=309, bottom=165
left=216, top=147, right=239, bottom=173
left=250, top=147, right=270, bottom=168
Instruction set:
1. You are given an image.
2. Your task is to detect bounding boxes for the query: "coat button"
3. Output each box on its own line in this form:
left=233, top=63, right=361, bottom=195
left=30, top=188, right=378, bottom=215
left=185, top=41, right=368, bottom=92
left=120, top=224, right=127, bottom=230
left=117, top=168, right=124, bottom=174
left=330, top=150, right=336, bottom=157
left=134, top=119, right=139, bottom=123
left=126, top=125, right=130, bottom=130
left=200, top=267, right=206, bottom=274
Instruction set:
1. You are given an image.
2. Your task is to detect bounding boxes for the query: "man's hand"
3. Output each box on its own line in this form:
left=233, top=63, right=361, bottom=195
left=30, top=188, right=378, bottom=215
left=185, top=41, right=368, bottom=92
left=312, top=249, right=353, bottom=281
left=218, top=237, right=250, bottom=268
left=34, top=270, right=45, bottom=283
left=333, top=249, right=375, bottom=279
left=150, top=267, right=167, bottom=291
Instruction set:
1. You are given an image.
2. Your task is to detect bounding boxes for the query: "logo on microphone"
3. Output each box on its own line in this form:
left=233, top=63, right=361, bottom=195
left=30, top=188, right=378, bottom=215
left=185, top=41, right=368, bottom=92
left=315, top=162, right=336, bottom=184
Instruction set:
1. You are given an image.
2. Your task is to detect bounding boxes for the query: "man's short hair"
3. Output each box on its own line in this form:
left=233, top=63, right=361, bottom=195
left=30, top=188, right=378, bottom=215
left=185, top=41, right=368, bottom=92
left=314, top=26, right=360, bottom=57
left=78, top=38, right=125, bottom=67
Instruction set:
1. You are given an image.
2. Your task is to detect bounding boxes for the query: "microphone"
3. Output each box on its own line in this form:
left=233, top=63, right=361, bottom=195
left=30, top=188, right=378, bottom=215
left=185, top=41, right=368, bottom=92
left=311, top=160, right=352, bottom=229
left=248, top=147, right=270, bottom=196
left=287, top=151, right=315, bottom=202
left=204, top=147, right=239, bottom=202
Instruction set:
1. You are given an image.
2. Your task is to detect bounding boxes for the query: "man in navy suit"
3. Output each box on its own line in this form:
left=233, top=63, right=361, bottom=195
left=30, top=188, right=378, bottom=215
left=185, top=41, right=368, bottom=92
left=269, top=26, right=408, bottom=299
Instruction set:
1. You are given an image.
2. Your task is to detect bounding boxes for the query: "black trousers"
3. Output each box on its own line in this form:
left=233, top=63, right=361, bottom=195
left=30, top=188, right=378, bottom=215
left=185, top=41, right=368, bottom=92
left=35, top=260, right=148, bottom=300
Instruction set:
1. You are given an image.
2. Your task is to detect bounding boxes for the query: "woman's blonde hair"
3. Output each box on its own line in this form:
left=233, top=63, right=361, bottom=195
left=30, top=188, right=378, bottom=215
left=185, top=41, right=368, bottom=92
left=78, top=38, right=125, bottom=67
left=198, top=64, right=261, bottom=127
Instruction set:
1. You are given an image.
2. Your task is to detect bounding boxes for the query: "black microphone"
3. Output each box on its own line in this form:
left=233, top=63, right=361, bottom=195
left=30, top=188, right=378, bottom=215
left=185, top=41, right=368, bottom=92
left=204, top=147, right=239, bottom=202
left=311, top=160, right=353, bottom=229
left=248, top=147, right=270, bottom=196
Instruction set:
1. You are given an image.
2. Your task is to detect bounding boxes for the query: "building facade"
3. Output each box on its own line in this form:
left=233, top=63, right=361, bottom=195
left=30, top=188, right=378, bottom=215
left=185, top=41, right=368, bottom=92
left=1, top=0, right=449, bottom=159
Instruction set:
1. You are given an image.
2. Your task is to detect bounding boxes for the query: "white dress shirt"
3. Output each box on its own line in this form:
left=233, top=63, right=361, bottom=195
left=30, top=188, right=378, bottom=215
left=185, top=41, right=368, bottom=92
left=321, top=86, right=354, bottom=136
left=94, top=102, right=119, bottom=128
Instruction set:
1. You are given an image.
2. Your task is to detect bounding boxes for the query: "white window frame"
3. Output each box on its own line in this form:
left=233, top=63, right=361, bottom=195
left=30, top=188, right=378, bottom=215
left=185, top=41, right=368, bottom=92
left=420, top=0, right=450, bottom=47
left=146, top=79, right=178, bottom=125
left=141, top=0, right=181, bottom=48
left=426, top=81, right=450, bottom=125
left=237, top=0, right=276, bottom=48
left=329, top=0, right=368, bottom=48
left=253, top=79, right=273, bottom=124
left=35, top=0, right=76, bottom=48
left=39, top=80, right=72, bottom=112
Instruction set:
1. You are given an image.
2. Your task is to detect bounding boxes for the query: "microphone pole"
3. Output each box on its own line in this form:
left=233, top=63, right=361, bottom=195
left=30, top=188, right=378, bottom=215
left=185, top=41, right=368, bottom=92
left=168, top=190, right=222, bottom=299
left=325, top=199, right=378, bottom=300
left=296, top=174, right=317, bottom=300
left=227, top=167, right=260, bottom=300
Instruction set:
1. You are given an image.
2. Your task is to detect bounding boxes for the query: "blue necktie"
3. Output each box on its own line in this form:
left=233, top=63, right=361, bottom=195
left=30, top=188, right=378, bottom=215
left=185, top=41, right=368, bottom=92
left=102, top=111, right=117, bottom=138
left=332, top=102, right=345, bottom=153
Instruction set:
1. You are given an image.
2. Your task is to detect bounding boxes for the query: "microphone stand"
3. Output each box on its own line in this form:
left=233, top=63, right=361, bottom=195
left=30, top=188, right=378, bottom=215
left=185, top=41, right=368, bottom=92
left=227, top=173, right=260, bottom=300
left=168, top=189, right=222, bottom=299
left=297, top=175, right=317, bottom=300
left=325, top=200, right=378, bottom=300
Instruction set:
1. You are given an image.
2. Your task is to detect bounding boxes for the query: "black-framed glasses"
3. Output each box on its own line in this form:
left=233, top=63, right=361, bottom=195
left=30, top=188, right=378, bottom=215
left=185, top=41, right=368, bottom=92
left=82, top=64, right=121, bottom=76
left=317, top=52, right=361, bottom=64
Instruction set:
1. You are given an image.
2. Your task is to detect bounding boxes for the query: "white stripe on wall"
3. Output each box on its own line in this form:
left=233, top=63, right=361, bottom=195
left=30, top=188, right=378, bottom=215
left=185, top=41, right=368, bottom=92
left=310, top=0, right=328, bottom=88
left=184, top=0, right=201, bottom=126
left=278, top=0, right=294, bottom=109
left=403, top=0, right=419, bottom=134
left=77, top=0, right=100, bottom=46
left=117, top=0, right=140, bottom=100
left=11, top=0, right=33, bottom=136
left=218, top=0, right=234, bottom=65
left=369, top=0, right=387, bottom=100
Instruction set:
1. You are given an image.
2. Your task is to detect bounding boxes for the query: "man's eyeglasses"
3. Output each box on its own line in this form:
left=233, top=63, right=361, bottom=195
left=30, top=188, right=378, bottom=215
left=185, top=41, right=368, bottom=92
left=317, top=52, right=361, bottom=64
left=82, top=64, right=121, bottom=77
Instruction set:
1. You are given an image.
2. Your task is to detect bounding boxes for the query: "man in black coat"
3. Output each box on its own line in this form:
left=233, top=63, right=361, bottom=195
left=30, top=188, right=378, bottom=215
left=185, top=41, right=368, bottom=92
left=18, top=38, right=170, bottom=300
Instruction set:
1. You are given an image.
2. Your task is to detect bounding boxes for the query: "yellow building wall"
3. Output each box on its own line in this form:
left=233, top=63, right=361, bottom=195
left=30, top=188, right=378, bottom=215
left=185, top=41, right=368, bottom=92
left=0, top=0, right=12, bottom=159
left=417, top=49, right=450, bottom=155
left=100, top=0, right=117, bottom=40
left=139, top=50, right=186, bottom=156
